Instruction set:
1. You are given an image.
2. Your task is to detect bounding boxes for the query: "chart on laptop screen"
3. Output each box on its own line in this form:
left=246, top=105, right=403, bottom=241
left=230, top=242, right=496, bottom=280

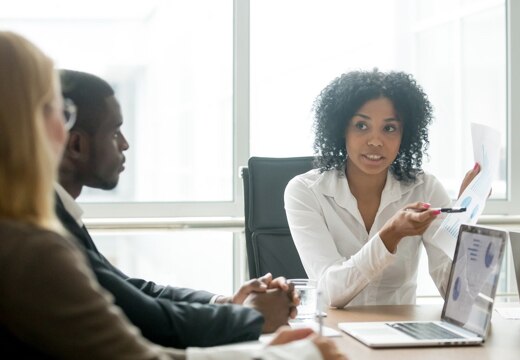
left=444, top=229, right=504, bottom=335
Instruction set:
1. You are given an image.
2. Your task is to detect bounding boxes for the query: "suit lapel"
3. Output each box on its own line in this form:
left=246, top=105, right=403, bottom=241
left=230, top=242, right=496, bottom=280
left=54, top=193, right=99, bottom=252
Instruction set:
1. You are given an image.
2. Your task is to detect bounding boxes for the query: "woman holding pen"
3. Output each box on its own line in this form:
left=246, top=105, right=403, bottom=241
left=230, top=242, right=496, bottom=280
left=285, top=69, right=478, bottom=308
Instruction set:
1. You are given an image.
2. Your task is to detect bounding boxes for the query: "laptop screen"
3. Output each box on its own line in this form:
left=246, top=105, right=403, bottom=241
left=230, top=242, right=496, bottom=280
left=442, top=224, right=507, bottom=337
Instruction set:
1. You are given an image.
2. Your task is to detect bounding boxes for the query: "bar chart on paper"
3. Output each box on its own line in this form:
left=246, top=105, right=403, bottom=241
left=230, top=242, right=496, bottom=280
left=432, top=123, right=499, bottom=247
left=437, top=152, right=490, bottom=239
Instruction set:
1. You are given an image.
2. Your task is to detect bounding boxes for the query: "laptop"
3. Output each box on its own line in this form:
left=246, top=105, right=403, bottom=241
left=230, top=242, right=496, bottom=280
left=509, top=231, right=520, bottom=295
left=339, top=224, right=508, bottom=348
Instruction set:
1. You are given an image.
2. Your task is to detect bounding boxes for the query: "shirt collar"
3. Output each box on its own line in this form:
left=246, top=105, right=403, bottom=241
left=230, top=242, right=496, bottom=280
left=55, top=183, right=84, bottom=227
left=311, top=169, right=424, bottom=212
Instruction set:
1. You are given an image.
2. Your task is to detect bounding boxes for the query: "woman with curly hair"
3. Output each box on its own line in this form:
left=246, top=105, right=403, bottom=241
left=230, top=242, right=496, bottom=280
left=284, top=69, right=478, bottom=308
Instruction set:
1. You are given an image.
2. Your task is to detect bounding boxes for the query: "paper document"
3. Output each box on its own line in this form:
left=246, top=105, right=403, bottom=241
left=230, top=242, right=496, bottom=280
left=495, top=307, right=520, bottom=320
left=431, top=123, right=501, bottom=250
left=289, top=320, right=342, bottom=337
left=258, top=321, right=341, bottom=344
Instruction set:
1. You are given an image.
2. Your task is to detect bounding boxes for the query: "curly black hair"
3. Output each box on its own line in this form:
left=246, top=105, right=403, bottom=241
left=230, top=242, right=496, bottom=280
left=312, top=69, right=433, bottom=183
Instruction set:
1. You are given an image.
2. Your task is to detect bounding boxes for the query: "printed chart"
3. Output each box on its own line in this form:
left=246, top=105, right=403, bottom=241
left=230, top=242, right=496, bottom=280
left=431, top=123, right=500, bottom=251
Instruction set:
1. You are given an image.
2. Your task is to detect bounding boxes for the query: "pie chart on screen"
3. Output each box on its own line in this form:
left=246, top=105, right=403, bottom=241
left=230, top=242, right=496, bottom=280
left=453, top=277, right=461, bottom=300
left=485, top=242, right=494, bottom=268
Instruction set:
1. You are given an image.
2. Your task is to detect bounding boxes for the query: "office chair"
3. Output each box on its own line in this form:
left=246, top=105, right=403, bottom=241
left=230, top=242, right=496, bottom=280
left=241, top=156, right=314, bottom=279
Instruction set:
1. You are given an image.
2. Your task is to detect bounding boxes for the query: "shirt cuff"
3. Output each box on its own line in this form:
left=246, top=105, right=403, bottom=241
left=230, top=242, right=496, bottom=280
left=187, top=339, right=322, bottom=360
left=351, top=233, right=396, bottom=281
left=209, top=294, right=222, bottom=304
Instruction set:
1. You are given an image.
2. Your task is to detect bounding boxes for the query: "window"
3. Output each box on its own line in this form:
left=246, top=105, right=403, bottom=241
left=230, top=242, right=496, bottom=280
left=250, top=0, right=507, bottom=202
left=93, top=230, right=234, bottom=295
left=0, top=0, right=237, bottom=295
left=2, top=0, right=515, bottom=216
left=0, top=0, right=234, bottom=207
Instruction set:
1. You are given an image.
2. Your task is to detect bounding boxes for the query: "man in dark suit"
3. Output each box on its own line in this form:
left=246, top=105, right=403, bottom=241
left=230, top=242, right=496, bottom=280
left=56, top=69, right=298, bottom=349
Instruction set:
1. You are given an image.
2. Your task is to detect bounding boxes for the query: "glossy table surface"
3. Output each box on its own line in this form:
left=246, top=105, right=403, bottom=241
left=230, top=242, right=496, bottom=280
left=324, top=304, right=520, bottom=360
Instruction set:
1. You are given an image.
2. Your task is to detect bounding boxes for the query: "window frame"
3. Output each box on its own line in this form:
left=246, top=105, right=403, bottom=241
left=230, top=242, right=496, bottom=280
left=82, top=0, right=250, bottom=219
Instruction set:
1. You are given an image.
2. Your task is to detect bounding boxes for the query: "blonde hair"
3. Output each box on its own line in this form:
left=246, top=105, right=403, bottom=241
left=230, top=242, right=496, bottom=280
left=0, top=31, right=62, bottom=232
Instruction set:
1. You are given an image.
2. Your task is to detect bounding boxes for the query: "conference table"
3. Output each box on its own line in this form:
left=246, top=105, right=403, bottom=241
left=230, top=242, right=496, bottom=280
left=324, top=304, right=520, bottom=360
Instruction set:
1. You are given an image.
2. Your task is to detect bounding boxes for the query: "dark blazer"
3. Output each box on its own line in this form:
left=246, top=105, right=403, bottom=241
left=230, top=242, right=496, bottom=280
left=55, top=195, right=264, bottom=349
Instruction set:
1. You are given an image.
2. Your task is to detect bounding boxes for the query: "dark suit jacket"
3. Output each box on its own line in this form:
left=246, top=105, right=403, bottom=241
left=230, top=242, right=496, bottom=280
left=55, top=195, right=264, bottom=349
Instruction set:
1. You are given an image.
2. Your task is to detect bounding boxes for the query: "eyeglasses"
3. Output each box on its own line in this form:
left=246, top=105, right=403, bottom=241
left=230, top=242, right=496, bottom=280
left=63, top=98, right=77, bottom=131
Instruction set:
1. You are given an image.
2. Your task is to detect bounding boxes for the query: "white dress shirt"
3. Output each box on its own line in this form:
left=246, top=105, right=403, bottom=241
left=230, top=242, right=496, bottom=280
left=284, top=169, right=454, bottom=308
left=55, top=183, right=84, bottom=227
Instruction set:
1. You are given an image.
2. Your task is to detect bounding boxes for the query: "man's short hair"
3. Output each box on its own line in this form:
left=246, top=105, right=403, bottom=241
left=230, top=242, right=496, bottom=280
left=59, top=69, right=114, bottom=134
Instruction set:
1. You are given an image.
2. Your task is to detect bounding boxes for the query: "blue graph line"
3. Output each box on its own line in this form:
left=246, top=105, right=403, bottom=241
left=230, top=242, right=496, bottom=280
left=470, top=205, right=480, bottom=220
left=461, top=196, right=472, bottom=208
left=444, top=217, right=460, bottom=238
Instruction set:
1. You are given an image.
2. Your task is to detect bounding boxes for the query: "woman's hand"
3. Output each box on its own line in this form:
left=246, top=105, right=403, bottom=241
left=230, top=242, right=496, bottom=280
left=268, top=326, right=314, bottom=345
left=311, top=335, right=348, bottom=360
left=379, top=202, right=441, bottom=253
left=269, top=327, right=348, bottom=360
left=458, top=163, right=481, bottom=198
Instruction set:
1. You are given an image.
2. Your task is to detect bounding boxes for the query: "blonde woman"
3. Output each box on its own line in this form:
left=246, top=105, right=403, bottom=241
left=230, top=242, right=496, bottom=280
left=0, top=31, right=346, bottom=360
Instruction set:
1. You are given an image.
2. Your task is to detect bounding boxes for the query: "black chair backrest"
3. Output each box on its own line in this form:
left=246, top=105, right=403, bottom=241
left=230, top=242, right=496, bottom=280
left=241, top=156, right=314, bottom=279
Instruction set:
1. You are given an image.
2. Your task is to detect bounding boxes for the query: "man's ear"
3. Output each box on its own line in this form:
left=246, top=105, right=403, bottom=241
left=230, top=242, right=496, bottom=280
left=65, top=130, right=90, bottom=161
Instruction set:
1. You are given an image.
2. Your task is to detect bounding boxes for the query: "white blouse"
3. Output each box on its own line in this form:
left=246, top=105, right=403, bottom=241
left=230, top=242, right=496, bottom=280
left=284, top=169, right=453, bottom=308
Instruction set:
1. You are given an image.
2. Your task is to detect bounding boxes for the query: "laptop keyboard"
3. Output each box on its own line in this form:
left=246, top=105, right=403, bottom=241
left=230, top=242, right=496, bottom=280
left=388, top=322, right=465, bottom=340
